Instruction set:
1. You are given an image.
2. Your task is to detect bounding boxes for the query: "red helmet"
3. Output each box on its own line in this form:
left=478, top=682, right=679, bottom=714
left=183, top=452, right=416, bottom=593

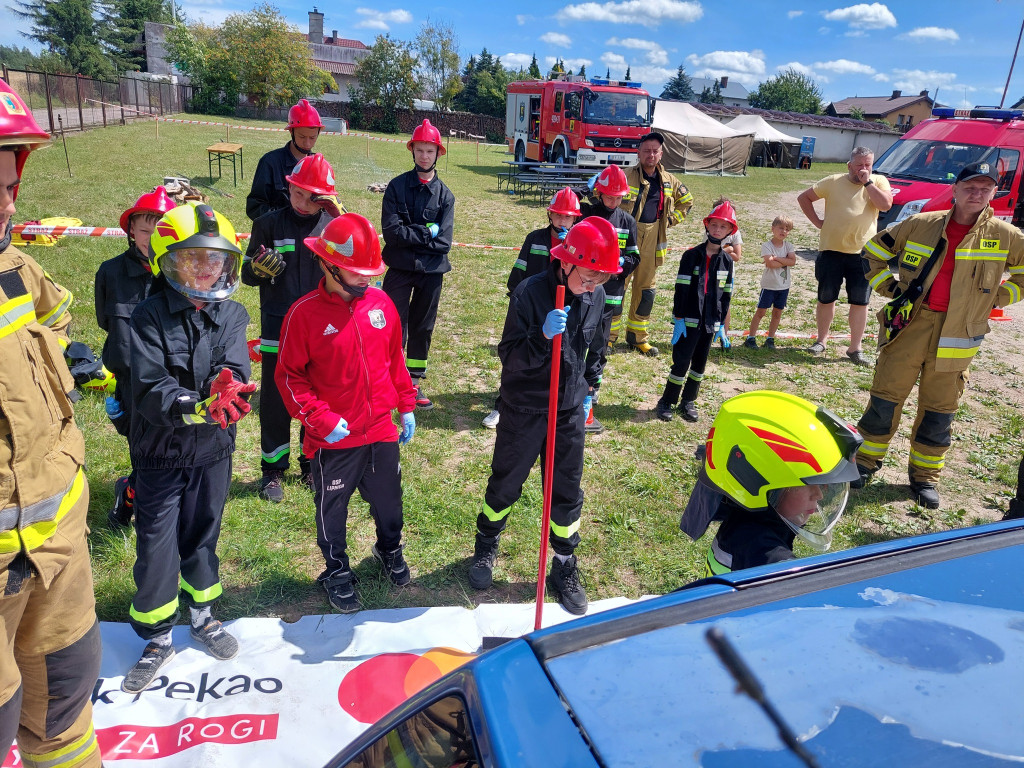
left=304, top=213, right=384, bottom=276
left=407, top=119, right=446, bottom=156
left=551, top=216, right=622, bottom=275
left=594, top=164, right=629, bottom=197
left=285, top=153, right=335, bottom=196
left=287, top=99, right=324, bottom=130
left=703, top=201, right=738, bottom=236
left=547, top=187, right=581, bottom=217
left=119, top=186, right=177, bottom=233
left=0, top=80, right=51, bottom=193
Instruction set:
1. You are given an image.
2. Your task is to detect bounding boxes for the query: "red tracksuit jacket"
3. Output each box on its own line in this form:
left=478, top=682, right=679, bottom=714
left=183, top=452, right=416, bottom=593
left=276, top=281, right=416, bottom=455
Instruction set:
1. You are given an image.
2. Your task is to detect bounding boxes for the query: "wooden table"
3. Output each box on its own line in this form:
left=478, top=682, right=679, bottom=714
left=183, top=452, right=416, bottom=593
left=207, top=142, right=244, bottom=186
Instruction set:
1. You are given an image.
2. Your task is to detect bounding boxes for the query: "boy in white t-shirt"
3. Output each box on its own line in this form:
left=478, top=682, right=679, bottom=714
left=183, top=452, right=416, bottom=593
left=744, top=216, right=797, bottom=349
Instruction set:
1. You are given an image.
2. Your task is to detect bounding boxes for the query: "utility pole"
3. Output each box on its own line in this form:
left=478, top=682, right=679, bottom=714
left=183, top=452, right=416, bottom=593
left=1000, top=12, right=1024, bottom=108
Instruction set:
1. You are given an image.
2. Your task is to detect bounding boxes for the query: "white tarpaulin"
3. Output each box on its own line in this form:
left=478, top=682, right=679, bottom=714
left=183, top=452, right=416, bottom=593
left=651, top=101, right=754, bottom=174
left=724, top=115, right=802, bottom=144
left=725, top=115, right=802, bottom=168
left=1, top=599, right=637, bottom=767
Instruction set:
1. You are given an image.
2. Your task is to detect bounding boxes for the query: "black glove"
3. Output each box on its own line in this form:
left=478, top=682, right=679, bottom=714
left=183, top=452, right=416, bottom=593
left=251, top=246, right=286, bottom=279
left=64, top=341, right=116, bottom=393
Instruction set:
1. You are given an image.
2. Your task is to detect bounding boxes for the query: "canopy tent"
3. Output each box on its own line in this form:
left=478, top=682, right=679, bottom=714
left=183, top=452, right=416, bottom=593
left=726, top=114, right=802, bottom=168
left=651, top=101, right=754, bottom=175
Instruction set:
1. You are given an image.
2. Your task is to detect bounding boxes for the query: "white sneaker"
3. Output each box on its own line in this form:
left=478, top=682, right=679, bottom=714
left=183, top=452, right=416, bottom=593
left=482, top=409, right=500, bottom=429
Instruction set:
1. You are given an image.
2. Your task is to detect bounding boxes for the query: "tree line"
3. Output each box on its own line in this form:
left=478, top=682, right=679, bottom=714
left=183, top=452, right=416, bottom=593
left=662, top=64, right=826, bottom=114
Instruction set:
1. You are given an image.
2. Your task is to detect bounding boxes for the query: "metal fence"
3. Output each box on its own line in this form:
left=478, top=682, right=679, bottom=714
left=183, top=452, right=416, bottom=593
left=1, top=66, right=193, bottom=134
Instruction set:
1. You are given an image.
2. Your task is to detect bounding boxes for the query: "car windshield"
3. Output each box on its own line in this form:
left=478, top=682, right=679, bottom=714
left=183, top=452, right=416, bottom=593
left=873, top=139, right=992, bottom=183
left=583, top=90, right=651, bottom=127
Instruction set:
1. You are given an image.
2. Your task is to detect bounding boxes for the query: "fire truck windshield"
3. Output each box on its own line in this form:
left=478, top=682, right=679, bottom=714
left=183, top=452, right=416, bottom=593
left=583, top=90, right=651, bottom=127
left=874, top=139, right=991, bottom=183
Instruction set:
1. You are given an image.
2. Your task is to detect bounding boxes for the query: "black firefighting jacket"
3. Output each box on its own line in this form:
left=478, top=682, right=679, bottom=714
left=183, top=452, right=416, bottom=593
left=672, top=242, right=734, bottom=333
left=381, top=170, right=456, bottom=274
left=246, top=142, right=300, bottom=222
left=95, top=245, right=153, bottom=385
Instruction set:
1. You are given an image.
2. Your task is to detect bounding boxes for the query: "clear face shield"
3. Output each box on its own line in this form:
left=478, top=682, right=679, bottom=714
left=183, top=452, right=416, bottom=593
left=769, top=481, right=849, bottom=552
left=162, top=247, right=240, bottom=302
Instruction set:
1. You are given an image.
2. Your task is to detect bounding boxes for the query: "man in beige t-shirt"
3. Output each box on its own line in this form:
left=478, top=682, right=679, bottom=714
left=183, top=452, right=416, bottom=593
left=797, top=147, right=893, bottom=365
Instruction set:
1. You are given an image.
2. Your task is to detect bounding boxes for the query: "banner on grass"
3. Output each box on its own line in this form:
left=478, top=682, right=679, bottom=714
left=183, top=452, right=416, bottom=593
left=3, top=599, right=636, bottom=767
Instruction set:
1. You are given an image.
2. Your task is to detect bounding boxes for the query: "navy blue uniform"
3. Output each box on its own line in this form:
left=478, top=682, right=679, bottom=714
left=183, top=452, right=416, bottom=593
left=246, top=142, right=300, bottom=222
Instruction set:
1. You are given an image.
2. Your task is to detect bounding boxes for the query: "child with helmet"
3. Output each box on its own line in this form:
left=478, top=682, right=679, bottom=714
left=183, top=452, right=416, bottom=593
left=123, top=204, right=256, bottom=694
left=96, top=186, right=177, bottom=528
left=468, top=216, right=622, bottom=616
left=655, top=201, right=738, bottom=423
left=246, top=98, right=327, bottom=221
left=243, top=152, right=342, bottom=502
left=680, top=391, right=862, bottom=575
left=481, top=186, right=581, bottom=429
left=276, top=214, right=417, bottom=613
left=381, top=119, right=456, bottom=411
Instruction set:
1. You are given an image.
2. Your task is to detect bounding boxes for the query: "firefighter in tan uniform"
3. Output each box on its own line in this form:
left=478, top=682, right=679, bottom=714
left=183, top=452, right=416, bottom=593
left=853, top=162, right=1024, bottom=509
left=621, top=131, right=693, bottom=355
left=0, top=82, right=101, bottom=766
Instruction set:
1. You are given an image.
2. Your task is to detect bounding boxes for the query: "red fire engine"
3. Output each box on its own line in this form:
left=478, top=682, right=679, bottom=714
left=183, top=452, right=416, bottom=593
left=505, top=77, right=653, bottom=168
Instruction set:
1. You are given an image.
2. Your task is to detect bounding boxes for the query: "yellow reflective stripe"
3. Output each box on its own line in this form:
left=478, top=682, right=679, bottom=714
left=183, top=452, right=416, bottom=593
left=655, top=246, right=669, bottom=258
left=21, top=723, right=98, bottom=768
left=864, top=239, right=895, bottom=261
left=904, top=240, right=933, bottom=258
left=130, top=596, right=179, bottom=626
left=858, top=439, right=889, bottom=459
left=0, top=530, right=19, bottom=554
left=1008, top=265, right=1024, bottom=275
left=482, top=502, right=509, bottom=523
left=0, top=294, right=36, bottom=340
left=549, top=517, right=580, bottom=539
left=955, top=248, right=1007, bottom=261
left=385, top=730, right=416, bottom=768
left=180, top=576, right=222, bottom=604
left=19, top=468, right=85, bottom=551
left=37, top=289, right=72, bottom=327
left=1003, top=281, right=1022, bottom=303
left=868, top=270, right=895, bottom=291
left=909, top=449, right=945, bottom=469
left=936, top=346, right=980, bottom=360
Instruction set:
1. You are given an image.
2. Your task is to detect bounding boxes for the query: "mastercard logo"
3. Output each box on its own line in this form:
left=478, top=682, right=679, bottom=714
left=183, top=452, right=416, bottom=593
left=338, top=647, right=476, bottom=724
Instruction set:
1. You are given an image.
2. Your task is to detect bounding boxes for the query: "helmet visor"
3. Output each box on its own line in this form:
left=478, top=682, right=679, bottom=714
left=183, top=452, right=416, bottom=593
left=163, top=248, right=240, bottom=302
left=771, top=481, right=849, bottom=552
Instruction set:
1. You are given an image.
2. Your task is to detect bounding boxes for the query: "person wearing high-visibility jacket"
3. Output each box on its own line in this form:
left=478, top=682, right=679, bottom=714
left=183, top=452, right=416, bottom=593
left=680, top=391, right=861, bottom=576
left=0, top=80, right=102, bottom=768
left=854, top=162, right=1024, bottom=509
left=621, top=132, right=693, bottom=355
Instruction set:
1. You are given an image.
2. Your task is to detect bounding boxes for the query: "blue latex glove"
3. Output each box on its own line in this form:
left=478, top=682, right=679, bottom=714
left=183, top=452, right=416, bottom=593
left=426, top=223, right=440, bottom=238
left=543, top=308, right=569, bottom=339
left=325, top=417, right=350, bottom=444
left=672, top=318, right=688, bottom=345
left=586, top=173, right=600, bottom=191
left=557, top=226, right=569, bottom=241
left=714, top=326, right=731, bottom=349
left=582, top=395, right=593, bottom=421
left=399, top=412, right=416, bottom=445
left=618, top=254, right=625, bottom=266
left=104, top=396, right=124, bottom=419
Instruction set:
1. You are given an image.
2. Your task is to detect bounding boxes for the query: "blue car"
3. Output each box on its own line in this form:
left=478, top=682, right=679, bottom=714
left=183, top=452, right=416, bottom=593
left=325, top=519, right=1024, bottom=767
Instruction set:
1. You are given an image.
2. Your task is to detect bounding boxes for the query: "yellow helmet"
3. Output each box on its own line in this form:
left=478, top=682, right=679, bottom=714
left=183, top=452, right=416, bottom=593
left=150, top=204, right=242, bottom=302
left=700, top=391, right=862, bottom=550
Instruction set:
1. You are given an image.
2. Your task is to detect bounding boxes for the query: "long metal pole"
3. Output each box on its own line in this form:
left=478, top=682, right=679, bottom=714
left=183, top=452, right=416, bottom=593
left=1000, top=13, right=1024, bottom=108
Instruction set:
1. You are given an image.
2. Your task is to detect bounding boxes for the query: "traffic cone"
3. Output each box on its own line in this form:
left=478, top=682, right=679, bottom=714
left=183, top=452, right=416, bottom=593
left=990, top=307, right=1012, bottom=322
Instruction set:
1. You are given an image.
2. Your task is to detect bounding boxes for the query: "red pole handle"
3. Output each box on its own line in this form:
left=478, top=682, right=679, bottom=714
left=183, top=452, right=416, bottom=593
left=535, top=285, right=565, bottom=631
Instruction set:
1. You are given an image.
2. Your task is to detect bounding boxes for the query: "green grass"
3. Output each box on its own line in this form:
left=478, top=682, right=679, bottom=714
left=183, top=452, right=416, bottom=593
left=15, top=114, right=1023, bottom=622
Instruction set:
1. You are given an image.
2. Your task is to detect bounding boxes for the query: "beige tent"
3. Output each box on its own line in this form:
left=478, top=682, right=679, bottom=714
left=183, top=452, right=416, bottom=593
left=725, top=114, right=802, bottom=168
left=651, top=101, right=754, bottom=175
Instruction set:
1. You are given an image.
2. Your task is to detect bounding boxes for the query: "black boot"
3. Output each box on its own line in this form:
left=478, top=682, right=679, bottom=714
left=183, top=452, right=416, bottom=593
left=468, top=533, right=500, bottom=590
left=910, top=481, right=940, bottom=509
left=108, top=476, right=135, bottom=528
left=547, top=555, right=588, bottom=615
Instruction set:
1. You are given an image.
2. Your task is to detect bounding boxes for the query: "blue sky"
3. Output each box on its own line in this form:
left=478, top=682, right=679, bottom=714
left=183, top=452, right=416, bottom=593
left=5, top=0, right=1024, bottom=107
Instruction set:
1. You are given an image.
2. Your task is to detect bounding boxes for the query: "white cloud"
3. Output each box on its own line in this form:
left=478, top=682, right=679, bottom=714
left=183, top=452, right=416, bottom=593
left=561, top=0, right=702, bottom=27
left=516, top=14, right=532, bottom=25
left=822, top=3, right=896, bottom=30
left=890, top=68, right=959, bottom=94
left=626, top=64, right=675, bottom=89
left=815, top=59, right=876, bottom=76
left=777, top=61, right=827, bottom=83
left=686, top=50, right=766, bottom=85
left=541, top=32, right=573, bottom=47
left=563, top=57, right=594, bottom=72
left=905, top=26, right=959, bottom=42
left=600, top=52, right=629, bottom=69
left=503, top=53, right=534, bottom=69
left=354, top=8, right=413, bottom=30
left=607, top=37, right=668, bottom=66
left=873, top=72, right=890, bottom=82
left=788, top=9, right=803, bottom=17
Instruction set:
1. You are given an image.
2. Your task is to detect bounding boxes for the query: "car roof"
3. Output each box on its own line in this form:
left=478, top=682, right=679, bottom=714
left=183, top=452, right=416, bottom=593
left=535, top=521, right=1024, bottom=765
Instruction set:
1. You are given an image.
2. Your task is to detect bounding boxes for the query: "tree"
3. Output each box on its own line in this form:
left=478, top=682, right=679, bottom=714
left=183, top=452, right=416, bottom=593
left=624, top=65, right=631, bottom=80
left=578, top=64, right=586, bottom=78
left=528, top=54, right=541, bottom=79
left=351, top=34, right=418, bottom=131
left=849, top=106, right=865, bottom=121
left=698, top=81, right=723, bottom=104
left=661, top=65, right=695, bottom=101
left=11, top=0, right=114, bottom=79
left=415, top=19, right=461, bottom=111
left=103, top=0, right=176, bottom=72
left=548, top=58, right=565, bottom=78
left=0, top=44, right=66, bottom=71
left=453, top=47, right=514, bottom=117
left=605, top=67, right=610, bottom=78
left=748, top=68, right=823, bottom=114
left=167, top=4, right=332, bottom=115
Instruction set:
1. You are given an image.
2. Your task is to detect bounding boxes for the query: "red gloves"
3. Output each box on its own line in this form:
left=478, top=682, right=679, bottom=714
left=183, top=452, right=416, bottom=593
left=208, top=368, right=257, bottom=429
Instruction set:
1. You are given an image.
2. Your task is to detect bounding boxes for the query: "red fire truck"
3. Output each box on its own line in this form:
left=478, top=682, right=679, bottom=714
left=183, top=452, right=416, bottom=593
left=873, top=107, right=1024, bottom=228
left=505, top=77, right=653, bottom=168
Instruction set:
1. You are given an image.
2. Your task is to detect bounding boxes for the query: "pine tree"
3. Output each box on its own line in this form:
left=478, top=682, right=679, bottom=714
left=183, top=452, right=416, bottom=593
left=605, top=67, right=610, bottom=78
left=661, top=65, right=695, bottom=101
left=578, top=64, right=586, bottom=78
left=528, top=53, right=541, bottom=79
left=12, top=0, right=114, bottom=79
left=103, top=0, right=176, bottom=72
left=624, top=66, right=631, bottom=80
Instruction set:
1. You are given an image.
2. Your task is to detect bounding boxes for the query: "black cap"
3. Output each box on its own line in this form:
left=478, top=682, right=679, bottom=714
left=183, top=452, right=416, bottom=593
left=638, top=131, right=665, bottom=146
left=955, top=162, right=998, bottom=184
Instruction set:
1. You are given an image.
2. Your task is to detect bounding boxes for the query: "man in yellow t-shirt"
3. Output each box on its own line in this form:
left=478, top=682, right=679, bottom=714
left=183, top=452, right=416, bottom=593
left=797, top=147, right=893, bottom=365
